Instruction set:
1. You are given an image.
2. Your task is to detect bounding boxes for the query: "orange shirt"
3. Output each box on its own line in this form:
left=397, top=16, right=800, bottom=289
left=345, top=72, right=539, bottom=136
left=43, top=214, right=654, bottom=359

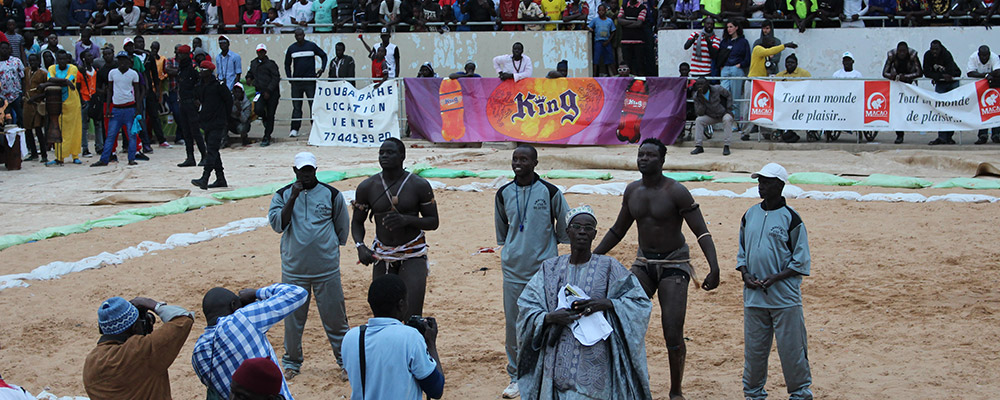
left=77, top=66, right=97, bottom=101
left=218, top=0, right=246, bottom=28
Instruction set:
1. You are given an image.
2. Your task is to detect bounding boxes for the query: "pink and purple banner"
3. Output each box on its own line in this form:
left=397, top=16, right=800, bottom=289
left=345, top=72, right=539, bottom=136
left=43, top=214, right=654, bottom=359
left=404, top=77, right=688, bottom=145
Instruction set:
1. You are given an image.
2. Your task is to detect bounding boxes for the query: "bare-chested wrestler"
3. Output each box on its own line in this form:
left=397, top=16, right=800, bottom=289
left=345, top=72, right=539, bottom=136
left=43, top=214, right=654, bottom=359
left=594, top=138, right=721, bottom=400
left=352, top=138, right=440, bottom=319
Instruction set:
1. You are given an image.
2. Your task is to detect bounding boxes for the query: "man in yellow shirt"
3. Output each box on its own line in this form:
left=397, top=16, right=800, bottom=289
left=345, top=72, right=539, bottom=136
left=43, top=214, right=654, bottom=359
left=540, top=0, right=565, bottom=30
left=749, top=37, right=797, bottom=77
left=776, top=54, right=810, bottom=78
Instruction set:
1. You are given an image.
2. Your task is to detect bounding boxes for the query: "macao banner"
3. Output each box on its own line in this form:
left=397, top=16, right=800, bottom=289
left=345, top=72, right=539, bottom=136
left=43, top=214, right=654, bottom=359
left=749, top=79, right=1000, bottom=131
left=308, top=80, right=401, bottom=147
left=403, top=77, right=688, bottom=145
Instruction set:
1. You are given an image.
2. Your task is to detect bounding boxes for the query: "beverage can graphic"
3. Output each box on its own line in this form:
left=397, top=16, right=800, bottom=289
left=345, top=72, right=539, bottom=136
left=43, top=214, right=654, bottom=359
left=439, top=78, right=466, bottom=141
left=617, top=78, right=648, bottom=143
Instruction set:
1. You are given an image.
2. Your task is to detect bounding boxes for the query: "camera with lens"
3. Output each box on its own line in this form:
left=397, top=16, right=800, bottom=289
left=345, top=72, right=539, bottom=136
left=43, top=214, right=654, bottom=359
left=406, top=315, right=429, bottom=335
left=134, top=308, right=157, bottom=335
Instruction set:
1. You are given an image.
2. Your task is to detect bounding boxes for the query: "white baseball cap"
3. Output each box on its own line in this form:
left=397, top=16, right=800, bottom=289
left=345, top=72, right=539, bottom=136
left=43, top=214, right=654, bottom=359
left=256, top=43, right=267, bottom=52
left=751, top=163, right=789, bottom=183
left=842, top=51, right=854, bottom=60
left=294, top=152, right=317, bottom=169
left=123, top=37, right=134, bottom=46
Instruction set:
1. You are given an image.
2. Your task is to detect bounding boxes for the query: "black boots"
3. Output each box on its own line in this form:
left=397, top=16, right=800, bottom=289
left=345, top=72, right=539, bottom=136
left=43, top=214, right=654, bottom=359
left=208, top=170, right=227, bottom=188
left=191, top=169, right=211, bottom=190
left=177, top=158, right=196, bottom=167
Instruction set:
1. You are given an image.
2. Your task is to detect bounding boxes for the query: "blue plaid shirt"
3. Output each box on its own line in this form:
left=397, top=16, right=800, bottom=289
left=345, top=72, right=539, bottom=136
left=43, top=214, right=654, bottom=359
left=191, top=283, right=308, bottom=399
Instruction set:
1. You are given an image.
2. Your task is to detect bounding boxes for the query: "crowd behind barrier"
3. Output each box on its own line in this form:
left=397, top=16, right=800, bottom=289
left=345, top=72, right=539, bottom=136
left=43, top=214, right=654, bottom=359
left=1, top=23, right=999, bottom=172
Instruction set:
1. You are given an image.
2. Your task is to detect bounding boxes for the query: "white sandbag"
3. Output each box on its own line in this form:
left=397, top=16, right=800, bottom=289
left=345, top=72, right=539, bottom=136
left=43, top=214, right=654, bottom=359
left=689, top=188, right=739, bottom=198
left=566, top=182, right=628, bottom=196
left=0, top=218, right=269, bottom=292
left=857, top=193, right=927, bottom=203
left=797, top=191, right=862, bottom=201
left=925, top=194, right=1000, bottom=203
left=428, top=180, right=447, bottom=190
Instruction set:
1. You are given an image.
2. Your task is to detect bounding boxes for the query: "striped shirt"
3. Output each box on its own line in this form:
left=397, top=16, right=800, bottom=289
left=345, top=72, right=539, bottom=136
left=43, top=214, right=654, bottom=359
left=191, top=283, right=308, bottom=400
left=687, top=31, right=720, bottom=75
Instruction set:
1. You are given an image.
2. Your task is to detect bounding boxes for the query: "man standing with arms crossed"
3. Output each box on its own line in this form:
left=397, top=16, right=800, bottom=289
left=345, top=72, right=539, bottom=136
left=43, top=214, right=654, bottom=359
left=284, top=27, right=326, bottom=139
left=493, top=144, right=569, bottom=399
left=352, top=138, right=440, bottom=320
left=267, top=152, right=353, bottom=382
left=594, top=138, right=721, bottom=400
left=737, top=163, right=813, bottom=400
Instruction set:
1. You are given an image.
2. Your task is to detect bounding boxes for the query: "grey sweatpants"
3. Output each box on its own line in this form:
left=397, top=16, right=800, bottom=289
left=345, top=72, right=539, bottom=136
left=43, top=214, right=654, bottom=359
left=282, top=270, right=349, bottom=371
left=504, top=280, right=527, bottom=381
left=743, top=305, right=813, bottom=400
left=694, top=114, right=736, bottom=146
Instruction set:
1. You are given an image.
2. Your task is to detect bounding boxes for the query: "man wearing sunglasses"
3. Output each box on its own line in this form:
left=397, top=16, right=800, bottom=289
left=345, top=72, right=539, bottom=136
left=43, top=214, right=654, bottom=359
left=595, top=138, right=721, bottom=400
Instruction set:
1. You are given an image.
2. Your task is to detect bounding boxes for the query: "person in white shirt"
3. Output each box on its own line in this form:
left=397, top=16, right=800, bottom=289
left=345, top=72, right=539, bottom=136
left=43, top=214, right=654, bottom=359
left=0, top=374, right=35, bottom=400
left=289, top=0, right=315, bottom=32
left=493, top=42, right=533, bottom=82
left=204, top=0, right=220, bottom=33
left=970, top=45, right=1000, bottom=144
left=840, top=0, right=868, bottom=27
left=832, top=51, right=863, bottom=78
left=119, top=0, right=142, bottom=35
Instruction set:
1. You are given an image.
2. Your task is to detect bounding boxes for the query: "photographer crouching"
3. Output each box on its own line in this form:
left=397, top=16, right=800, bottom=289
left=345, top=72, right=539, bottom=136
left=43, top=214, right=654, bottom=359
left=342, top=275, right=445, bottom=400
left=82, top=296, right=194, bottom=399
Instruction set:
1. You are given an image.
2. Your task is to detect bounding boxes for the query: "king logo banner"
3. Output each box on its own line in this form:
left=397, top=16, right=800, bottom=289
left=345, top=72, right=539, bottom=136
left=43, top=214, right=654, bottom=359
left=404, top=77, right=688, bottom=145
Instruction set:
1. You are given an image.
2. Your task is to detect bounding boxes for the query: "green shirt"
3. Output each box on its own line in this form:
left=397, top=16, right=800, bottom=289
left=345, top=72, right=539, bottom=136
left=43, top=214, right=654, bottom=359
left=312, top=0, right=338, bottom=32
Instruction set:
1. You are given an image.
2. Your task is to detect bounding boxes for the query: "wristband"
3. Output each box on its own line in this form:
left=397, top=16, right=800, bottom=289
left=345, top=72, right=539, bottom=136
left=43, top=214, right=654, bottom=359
left=355, top=242, right=366, bottom=248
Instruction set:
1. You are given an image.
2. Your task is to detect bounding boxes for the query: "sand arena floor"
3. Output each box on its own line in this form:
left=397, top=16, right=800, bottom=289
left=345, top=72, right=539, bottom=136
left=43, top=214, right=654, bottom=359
left=1, top=143, right=999, bottom=399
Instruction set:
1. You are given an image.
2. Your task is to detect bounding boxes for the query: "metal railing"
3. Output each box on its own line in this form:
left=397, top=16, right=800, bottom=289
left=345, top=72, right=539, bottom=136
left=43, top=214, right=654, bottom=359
left=23, top=13, right=1000, bottom=34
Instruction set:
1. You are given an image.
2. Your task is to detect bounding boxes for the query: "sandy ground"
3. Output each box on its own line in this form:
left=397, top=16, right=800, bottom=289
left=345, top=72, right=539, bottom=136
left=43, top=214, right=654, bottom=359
left=1, top=141, right=1000, bottom=399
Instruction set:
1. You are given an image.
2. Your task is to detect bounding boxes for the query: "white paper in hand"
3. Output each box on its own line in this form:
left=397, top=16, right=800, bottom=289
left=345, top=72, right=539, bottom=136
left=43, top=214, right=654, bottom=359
left=556, top=283, right=613, bottom=346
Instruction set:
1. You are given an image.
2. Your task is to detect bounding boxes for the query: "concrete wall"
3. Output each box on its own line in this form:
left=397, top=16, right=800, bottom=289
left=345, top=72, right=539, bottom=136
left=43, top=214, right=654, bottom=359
left=89, top=31, right=589, bottom=127
left=658, top=27, right=1000, bottom=81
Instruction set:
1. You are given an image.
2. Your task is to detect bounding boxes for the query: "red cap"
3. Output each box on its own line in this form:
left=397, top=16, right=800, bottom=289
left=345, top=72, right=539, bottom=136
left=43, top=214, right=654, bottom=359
left=232, top=358, right=282, bottom=396
left=200, top=60, right=216, bottom=70
left=177, top=45, right=191, bottom=54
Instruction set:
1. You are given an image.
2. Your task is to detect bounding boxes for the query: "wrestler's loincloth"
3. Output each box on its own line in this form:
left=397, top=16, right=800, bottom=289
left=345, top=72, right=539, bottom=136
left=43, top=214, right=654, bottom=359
left=373, top=231, right=429, bottom=272
left=631, top=244, right=699, bottom=286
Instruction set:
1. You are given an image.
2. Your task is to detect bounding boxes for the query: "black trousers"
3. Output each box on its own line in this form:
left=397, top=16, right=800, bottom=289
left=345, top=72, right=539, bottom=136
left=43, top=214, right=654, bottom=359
left=145, top=93, right=166, bottom=144
left=621, top=43, right=645, bottom=76
left=203, top=126, right=225, bottom=174
left=180, top=100, right=206, bottom=160
left=258, top=90, right=280, bottom=139
left=290, top=81, right=316, bottom=131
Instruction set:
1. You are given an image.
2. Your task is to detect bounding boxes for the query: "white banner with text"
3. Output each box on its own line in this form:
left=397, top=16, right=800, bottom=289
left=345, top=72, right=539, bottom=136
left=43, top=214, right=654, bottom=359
left=308, top=80, right=401, bottom=147
left=749, top=79, right=1000, bottom=131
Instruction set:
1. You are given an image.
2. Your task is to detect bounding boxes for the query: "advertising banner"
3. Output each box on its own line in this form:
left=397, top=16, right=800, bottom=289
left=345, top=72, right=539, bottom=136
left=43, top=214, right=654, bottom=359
left=749, top=79, right=1000, bottom=131
left=308, top=80, right=401, bottom=147
left=404, top=77, right=688, bottom=145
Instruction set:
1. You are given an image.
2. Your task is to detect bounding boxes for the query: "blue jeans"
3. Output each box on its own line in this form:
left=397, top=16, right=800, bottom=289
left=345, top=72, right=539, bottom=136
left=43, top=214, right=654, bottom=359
left=721, top=65, right=746, bottom=119
left=100, top=107, right=137, bottom=163
left=9, top=96, right=23, bottom=128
